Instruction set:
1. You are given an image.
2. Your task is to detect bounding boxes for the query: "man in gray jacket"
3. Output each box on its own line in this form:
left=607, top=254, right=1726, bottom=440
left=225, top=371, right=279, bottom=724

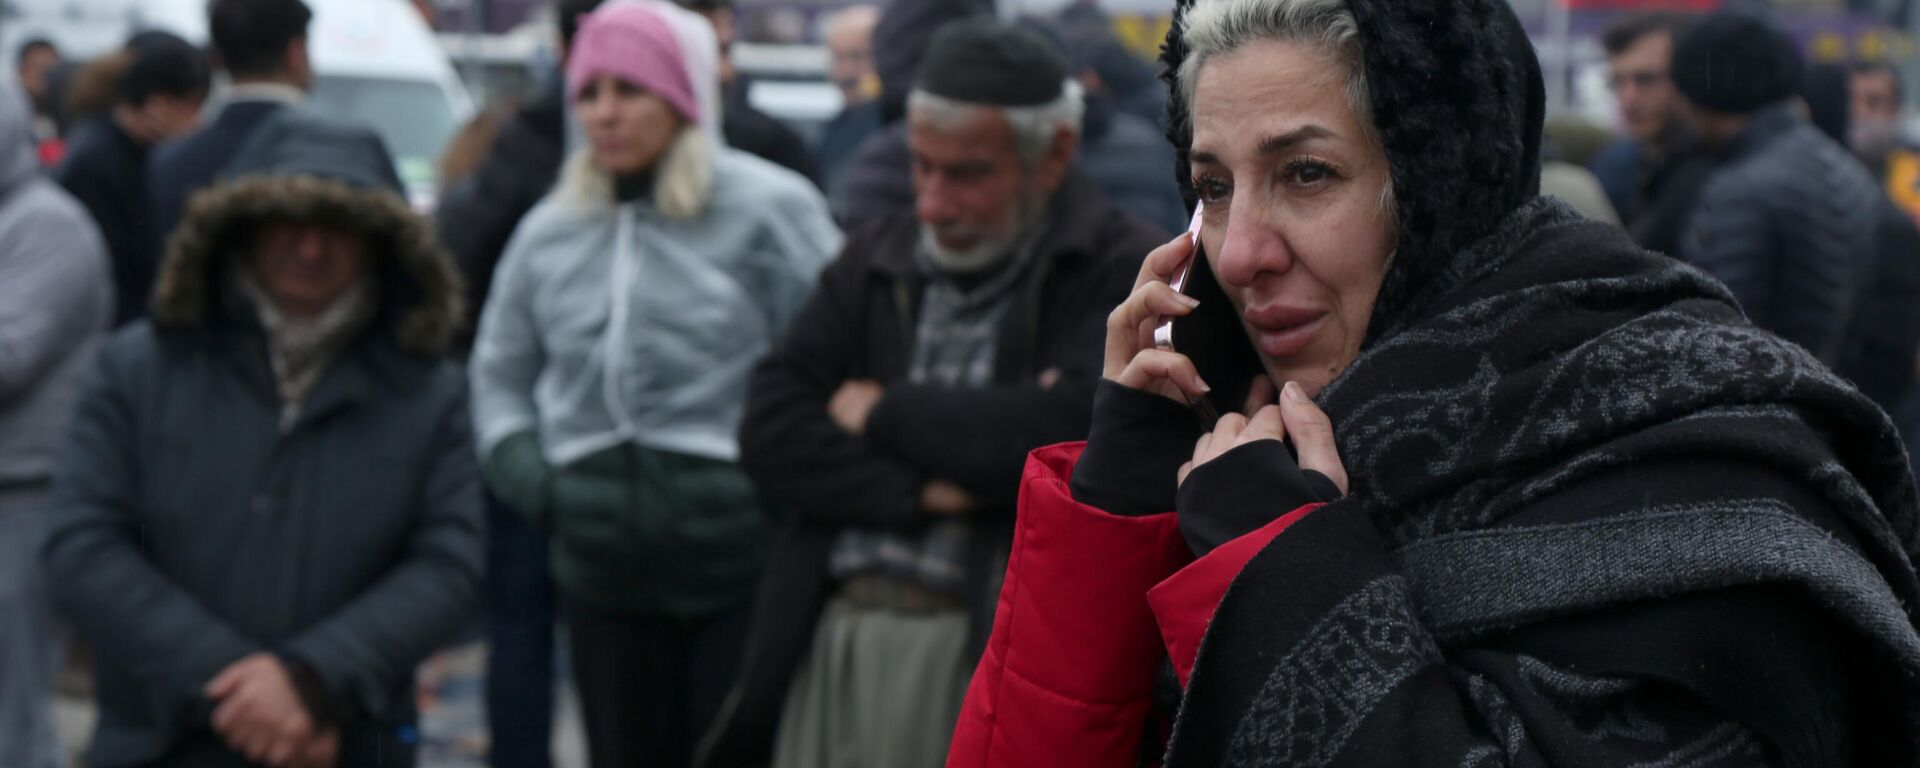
left=0, top=88, right=113, bottom=768
left=42, top=111, right=482, bottom=768
left=1674, top=12, right=1878, bottom=364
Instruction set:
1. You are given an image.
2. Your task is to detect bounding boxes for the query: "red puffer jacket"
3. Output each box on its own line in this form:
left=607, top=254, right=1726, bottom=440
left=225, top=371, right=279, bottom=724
left=947, top=442, right=1321, bottom=767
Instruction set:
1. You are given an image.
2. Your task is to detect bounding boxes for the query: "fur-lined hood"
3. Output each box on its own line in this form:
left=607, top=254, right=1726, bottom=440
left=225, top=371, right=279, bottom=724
left=150, top=111, right=465, bottom=357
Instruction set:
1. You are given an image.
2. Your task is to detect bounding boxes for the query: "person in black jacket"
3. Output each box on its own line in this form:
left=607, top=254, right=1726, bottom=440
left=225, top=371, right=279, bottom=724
left=55, top=32, right=210, bottom=326
left=1675, top=11, right=1879, bottom=365
left=682, top=0, right=820, bottom=185
left=43, top=111, right=481, bottom=768
left=701, top=21, right=1165, bottom=768
left=146, top=0, right=313, bottom=267
left=1803, top=63, right=1920, bottom=416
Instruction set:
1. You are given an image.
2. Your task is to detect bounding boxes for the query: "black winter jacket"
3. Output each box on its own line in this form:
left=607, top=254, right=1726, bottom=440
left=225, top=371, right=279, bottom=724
left=44, top=114, right=481, bottom=768
left=1837, top=196, right=1920, bottom=413
left=436, top=82, right=568, bottom=344
left=699, top=174, right=1162, bottom=766
left=1683, top=106, right=1879, bottom=364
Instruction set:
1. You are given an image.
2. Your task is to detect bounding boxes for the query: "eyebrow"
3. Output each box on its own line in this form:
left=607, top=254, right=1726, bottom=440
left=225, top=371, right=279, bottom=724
left=1191, top=124, right=1335, bottom=165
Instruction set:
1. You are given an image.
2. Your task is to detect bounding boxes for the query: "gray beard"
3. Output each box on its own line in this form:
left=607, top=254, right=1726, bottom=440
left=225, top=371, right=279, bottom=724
left=920, top=227, right=1022, bottom=275
left=920, top=187, right=1045, bottom=276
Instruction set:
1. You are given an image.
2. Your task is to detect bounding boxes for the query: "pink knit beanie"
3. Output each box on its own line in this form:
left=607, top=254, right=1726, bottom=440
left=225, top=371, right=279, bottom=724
left=566, top=3, right=700, bottom=125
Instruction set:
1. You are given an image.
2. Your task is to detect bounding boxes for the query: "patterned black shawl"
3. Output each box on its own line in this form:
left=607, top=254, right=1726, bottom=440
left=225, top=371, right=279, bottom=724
left=1168, top=194, right=1920, bottom=767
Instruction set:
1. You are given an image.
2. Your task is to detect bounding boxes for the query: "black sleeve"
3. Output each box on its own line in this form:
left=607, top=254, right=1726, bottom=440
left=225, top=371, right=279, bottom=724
left=740, top=253, right=926, bottom=530
left=1068, top=379, right=1204, bottom=517
left=1173, top=439, right=1341, bottom=556
left=41, top=342, right=262, bottom=718
left=861, top=251, right=1132, bottom=516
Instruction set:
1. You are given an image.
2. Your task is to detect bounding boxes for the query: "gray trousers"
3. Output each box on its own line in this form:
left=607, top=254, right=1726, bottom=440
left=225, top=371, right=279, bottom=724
left=771, top=596, right=972, bottom=768
left=0, top=487, right=64, bottom=768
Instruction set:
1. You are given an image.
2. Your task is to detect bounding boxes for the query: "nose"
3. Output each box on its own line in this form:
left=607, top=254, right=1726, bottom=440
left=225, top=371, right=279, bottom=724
left=292, top=227, right=327, bottom=263
left=916, top=173, right=957, bottom=228
left=1212, top=196, right=1293, bottom=288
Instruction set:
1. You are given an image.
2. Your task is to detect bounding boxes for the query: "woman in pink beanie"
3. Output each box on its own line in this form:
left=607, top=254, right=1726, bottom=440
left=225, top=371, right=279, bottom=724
left=468, top=2, right=842, bottom=766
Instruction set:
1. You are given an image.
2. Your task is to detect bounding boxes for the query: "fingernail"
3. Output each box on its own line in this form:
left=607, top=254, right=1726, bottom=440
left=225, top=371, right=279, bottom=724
left=1194, top=374, right=1212, bottom=393
left=1176, top=294, right=1200, bottom=308
left=1283, top=381, right=1305, bottom=402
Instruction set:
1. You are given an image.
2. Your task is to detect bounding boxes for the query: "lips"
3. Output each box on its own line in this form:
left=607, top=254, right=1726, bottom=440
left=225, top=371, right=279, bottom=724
left=1243, top=304, right=1328, bottom=358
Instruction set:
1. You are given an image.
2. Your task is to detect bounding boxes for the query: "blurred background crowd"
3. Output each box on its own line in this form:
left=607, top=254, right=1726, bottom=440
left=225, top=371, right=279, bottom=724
left=2, top=0, right=1919, bottom=766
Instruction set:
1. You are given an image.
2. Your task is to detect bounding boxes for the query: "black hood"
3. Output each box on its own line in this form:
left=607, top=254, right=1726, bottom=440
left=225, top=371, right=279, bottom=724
left=1160, top=0, right=1545, bottom=345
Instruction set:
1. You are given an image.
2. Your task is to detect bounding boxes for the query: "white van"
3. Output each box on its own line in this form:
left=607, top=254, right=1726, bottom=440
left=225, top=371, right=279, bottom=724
left=3, top=0, right=474, bottom=208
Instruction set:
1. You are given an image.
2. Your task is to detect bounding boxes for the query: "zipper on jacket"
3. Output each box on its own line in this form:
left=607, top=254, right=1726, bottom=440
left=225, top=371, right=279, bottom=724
left=1018, top=253, right=1055, bottom=382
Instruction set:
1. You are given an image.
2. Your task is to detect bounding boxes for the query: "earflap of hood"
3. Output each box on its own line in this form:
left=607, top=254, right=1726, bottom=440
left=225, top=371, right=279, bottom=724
left=1160, top=0, right=1545, bottom=341
left=151, top=113, right=466, bottom=358
left=0, top=88, right=39, bottom=197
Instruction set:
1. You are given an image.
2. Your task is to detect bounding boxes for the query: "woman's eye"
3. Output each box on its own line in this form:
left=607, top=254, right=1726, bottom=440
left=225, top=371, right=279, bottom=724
left=1194, top=177, right=1231, bottom=203
left=1285, top=161, right=1338, bottom=189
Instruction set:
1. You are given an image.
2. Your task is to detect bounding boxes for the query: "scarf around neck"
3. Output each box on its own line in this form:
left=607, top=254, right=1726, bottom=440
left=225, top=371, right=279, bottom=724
left=234, top=266, right=378, bottom=430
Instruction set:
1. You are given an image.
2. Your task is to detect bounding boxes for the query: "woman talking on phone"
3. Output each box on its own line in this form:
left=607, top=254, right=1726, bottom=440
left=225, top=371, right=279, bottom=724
left=948, top=1, right=1920, bottom=765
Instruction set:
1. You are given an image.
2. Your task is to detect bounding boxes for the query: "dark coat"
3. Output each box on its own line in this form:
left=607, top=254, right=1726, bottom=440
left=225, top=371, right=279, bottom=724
left=1624, top=140, right=1715, bottom=257
left=1837, top=195, right=1920, bottom=413
left=829, top=121, right=911, bottom=228
left=435, top=81, right=568, bottom=344
left=1078, top=98, right=1189, bottom=235
left=698, top=173, right=1163, bottom=766
left=145, top=100, right=289, bottom=265
left=42, top=113, right=481, bottom=768
left=1683, top=106, right=1879, bottom=364
left=815, top=101, right=881, bottom=197
left=54, top=118, right=153, bottom=325
left=725, top=90, right=818, bottom=186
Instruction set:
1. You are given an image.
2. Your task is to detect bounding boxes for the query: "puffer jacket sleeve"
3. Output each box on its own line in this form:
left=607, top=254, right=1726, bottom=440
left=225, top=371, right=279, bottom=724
left=41, top=336, right=262, bottom=718
left=948, top=443, right=1191, bottom=768
left=281, top=373, right=485, bottom=720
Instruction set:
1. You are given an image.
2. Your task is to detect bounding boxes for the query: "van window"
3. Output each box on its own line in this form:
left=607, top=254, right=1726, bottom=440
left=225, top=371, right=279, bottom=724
left=311, top=74, right=457, bottom=192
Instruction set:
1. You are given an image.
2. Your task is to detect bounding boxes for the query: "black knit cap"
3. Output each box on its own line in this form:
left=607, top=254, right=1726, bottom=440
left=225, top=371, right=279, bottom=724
left=917, top=19, right=1068, bottom=107
left=1672, top=11, right=1803, bottom=115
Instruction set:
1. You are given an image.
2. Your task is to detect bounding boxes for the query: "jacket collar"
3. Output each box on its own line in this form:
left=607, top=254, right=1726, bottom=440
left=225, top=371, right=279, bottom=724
left=868, top=170, right=1116, bottom=279
left=208, top=286, right=423, bottom=432
left=1719, top=103, right=1800, bottom=161
left=224, top=83, right=308, bottom=107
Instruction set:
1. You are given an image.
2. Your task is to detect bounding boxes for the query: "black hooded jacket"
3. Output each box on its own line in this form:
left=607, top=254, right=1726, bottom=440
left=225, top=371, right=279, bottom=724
left=42, top=112, right=481, bottom=768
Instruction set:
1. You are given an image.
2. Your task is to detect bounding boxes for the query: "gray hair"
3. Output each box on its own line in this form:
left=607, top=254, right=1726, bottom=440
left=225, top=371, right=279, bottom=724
left=907, top=80, right=1086, bottom=165
left=1177, top=0, right=1391, bottom=212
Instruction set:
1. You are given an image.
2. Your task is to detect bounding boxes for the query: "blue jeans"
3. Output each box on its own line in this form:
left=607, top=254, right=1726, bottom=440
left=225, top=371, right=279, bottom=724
left=485, top=492, right=557, bottom=768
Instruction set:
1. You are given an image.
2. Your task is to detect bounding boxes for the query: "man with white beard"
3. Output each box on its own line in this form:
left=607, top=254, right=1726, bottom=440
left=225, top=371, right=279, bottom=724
left=701, top=20, right=1166, bottom=768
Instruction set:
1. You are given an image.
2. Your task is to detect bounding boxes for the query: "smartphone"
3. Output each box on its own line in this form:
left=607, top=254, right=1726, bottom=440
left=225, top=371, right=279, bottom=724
left=1152, top=203, right=1206, bottom=351
left=1151, top=202, right=1269, bottom=426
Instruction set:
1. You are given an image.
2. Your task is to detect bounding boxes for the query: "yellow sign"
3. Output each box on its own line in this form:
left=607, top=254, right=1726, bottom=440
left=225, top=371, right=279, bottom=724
left=1889, top=149, right=1920, bottom=227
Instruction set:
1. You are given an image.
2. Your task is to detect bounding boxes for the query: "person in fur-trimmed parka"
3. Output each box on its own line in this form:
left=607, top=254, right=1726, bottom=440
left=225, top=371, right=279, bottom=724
left=41, top=110, right=483, bottom=768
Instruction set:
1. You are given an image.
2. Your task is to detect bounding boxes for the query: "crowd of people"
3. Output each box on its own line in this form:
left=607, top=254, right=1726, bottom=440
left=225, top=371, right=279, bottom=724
left=1, top=0, right=1919, bottom=766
